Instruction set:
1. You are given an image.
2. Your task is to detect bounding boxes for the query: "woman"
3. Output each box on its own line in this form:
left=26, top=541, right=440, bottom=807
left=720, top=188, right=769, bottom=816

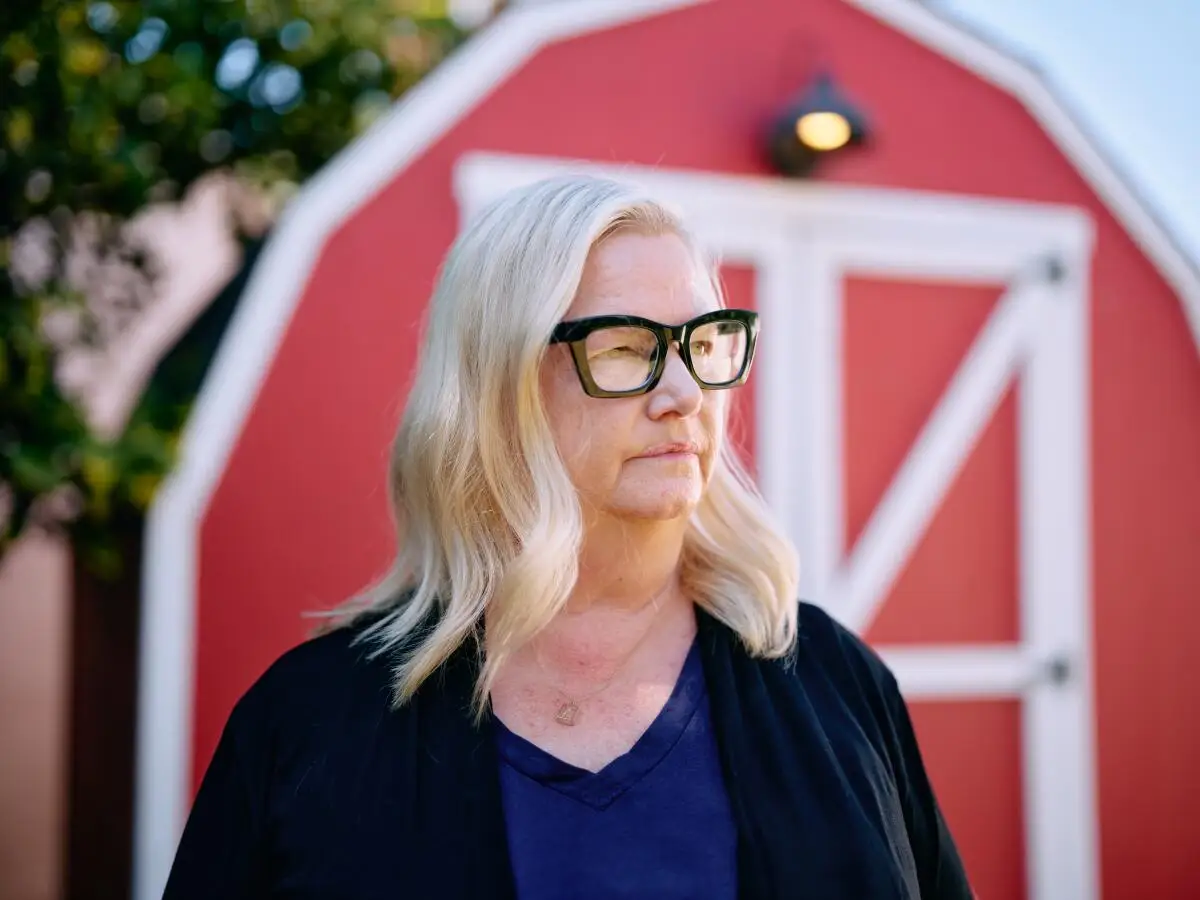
left=164, top=175, right=973, bottom=898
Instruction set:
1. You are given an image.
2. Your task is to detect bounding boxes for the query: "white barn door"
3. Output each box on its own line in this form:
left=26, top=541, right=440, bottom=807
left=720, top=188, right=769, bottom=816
left=456, top=152, right=1099, bottom=900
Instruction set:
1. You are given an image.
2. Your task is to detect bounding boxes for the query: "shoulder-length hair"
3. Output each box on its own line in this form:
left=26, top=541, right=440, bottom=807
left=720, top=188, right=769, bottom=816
left=323, top=173, right=800, bottom=712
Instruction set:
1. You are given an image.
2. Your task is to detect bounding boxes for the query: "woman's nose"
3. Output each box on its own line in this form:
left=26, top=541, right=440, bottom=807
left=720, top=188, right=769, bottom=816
left=648, top=342, right=703, bottom=416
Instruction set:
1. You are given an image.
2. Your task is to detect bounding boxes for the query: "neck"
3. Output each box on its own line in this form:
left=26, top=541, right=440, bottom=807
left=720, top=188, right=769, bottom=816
left=519, top=515, right=691, bottom=675
left=569, top=513, right=689, bottom=614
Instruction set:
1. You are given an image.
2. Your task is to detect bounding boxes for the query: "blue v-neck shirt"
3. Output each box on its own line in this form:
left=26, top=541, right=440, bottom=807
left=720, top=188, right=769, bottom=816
left=495, top=639, right=737, bottom=899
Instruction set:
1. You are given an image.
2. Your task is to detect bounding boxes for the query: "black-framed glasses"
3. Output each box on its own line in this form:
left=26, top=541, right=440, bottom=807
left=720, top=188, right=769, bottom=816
left=549, top=309, right=759, bottom=398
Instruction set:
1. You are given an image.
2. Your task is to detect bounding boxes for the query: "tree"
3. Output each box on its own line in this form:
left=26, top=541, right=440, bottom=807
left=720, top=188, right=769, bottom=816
left=1, top=0, right=466, bottom=575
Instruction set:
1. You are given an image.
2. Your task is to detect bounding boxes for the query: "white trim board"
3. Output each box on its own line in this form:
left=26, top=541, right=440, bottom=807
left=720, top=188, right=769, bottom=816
left=131, top=3, right=710, bottom=899
left=454, top=152, right=1094, bottom=265
left=882, top=644, right=1040, bottom=699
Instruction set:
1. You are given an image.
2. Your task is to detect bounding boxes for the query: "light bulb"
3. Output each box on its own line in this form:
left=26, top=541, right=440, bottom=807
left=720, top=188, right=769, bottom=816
left=795, top=111, right=852, bottom=151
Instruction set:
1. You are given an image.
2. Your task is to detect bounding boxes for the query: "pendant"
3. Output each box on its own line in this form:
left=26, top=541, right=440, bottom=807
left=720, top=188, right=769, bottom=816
left=554, top=701, right=579, bottom=726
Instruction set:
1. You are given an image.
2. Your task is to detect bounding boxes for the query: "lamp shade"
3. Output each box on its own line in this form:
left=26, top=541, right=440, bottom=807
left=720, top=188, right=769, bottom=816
left=768, top=71, right=869, bottom=176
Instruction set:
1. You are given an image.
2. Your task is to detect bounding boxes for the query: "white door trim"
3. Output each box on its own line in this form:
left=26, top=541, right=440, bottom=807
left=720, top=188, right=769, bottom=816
left=883, top=644, right=1038, bottom=699
left=457, top=151, right=1098, bottom=900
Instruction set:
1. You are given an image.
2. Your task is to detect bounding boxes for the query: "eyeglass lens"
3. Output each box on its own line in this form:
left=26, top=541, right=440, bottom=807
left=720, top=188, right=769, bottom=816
left=582, top=319, right=749, bottom=392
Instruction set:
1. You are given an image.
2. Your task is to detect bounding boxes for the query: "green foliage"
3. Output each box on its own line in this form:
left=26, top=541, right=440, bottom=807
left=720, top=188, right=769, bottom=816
left=1, top=0, right=465, bottom=575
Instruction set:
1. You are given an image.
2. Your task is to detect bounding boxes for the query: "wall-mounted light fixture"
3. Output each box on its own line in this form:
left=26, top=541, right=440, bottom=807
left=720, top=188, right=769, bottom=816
left=768, top=71, right=869, bottom=177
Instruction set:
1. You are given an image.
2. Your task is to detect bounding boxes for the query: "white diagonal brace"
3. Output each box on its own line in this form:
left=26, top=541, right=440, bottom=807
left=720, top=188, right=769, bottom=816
left=827, top=275, right=1046, bottom=635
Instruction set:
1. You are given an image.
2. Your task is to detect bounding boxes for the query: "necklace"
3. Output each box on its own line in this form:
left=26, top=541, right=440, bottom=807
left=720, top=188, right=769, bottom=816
left=538, top=592, right=669, bottom=727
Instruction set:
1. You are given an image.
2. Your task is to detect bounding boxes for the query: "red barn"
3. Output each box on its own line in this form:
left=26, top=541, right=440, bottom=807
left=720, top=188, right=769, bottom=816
left=135, top=1, right=1200, bottom=898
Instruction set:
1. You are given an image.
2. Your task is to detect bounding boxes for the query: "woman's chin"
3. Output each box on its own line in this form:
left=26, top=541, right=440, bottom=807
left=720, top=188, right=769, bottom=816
left=608, top=479, right=704, bottom=521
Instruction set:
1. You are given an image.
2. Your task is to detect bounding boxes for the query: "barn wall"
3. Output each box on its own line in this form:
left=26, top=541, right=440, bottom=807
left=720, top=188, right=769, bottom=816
left=191, top=0, right=1200, bottom=895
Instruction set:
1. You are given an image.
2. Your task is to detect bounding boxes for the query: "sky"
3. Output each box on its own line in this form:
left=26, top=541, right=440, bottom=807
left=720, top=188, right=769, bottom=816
left=934, top=0, right=1200, bottom=266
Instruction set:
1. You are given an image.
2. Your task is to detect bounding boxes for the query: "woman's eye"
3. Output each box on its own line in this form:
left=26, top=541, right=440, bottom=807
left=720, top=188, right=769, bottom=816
left=691, top=340, right=714, bottom=356
left=594, top=345, right=648, bottom=359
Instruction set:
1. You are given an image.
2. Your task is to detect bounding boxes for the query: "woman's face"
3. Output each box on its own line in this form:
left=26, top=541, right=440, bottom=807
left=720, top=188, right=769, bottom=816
left=540, top=230, right=727, bottom=524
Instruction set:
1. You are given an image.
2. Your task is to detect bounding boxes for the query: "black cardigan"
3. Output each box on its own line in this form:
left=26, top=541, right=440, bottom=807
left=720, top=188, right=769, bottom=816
left=165, top=603, right=973, bottom=899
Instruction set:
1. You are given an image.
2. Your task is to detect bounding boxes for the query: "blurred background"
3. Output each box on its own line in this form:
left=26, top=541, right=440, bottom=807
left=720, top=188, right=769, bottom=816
left=1, top=1, right=1197, bottom=898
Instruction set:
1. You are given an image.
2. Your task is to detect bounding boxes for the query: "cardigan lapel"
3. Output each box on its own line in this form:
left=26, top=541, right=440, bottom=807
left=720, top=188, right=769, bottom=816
left=696, top=610, right=779, bottom=897
left=697, top=609, right=916, bottom=900
left=414, top=638, right=517, bottom=900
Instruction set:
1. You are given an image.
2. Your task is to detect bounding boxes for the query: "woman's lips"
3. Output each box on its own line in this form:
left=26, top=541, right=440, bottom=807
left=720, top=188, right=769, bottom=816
left=634, top=442, right=701, bottom=459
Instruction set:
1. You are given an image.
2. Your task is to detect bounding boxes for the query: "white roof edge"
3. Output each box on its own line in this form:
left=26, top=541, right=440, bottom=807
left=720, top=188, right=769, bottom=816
left=844, top=0, right=1200, bottom=350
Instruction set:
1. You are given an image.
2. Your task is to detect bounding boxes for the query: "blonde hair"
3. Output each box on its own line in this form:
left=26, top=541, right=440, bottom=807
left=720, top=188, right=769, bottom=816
left=324, top=174, right=800, bottom=711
